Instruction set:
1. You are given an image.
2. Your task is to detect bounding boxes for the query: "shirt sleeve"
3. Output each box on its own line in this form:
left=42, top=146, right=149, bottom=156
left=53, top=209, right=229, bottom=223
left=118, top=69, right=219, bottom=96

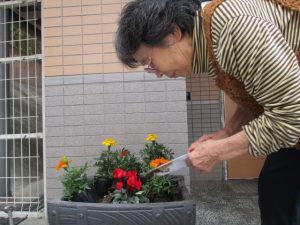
left=214, top=16, right=300, bottom=156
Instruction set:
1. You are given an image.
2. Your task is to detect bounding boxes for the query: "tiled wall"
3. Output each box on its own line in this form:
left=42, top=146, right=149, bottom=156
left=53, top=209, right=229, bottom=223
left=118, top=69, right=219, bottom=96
left=45, top=73, right=189, bottom=199
left=187, top=101, right=224, bottom=182
left=43, top=0, right=133, bottom=77
left=186, top=73, right=224, bottom=181
left=42, top=0, right=224, bottom=198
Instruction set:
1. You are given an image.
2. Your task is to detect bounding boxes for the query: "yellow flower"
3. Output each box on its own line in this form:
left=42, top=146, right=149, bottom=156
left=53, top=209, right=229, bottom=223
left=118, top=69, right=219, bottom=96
left=55, top=156, right=72, bottom=172
left=149, top=157, right=169, bottom=168
left=102, top=138, right=117, bottom=147
left=146, top=134, right=159, bottom=141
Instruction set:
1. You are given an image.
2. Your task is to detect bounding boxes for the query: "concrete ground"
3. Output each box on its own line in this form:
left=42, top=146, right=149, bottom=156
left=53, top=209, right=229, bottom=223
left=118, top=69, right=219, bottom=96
left=191, top=180, right=260, bottom=225
left=16, top=180, right=260, bottom=225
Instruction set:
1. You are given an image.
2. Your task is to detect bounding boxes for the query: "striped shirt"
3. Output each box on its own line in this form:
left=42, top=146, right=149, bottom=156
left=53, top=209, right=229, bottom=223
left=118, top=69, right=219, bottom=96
left=193, top=0, right=300, bottom=156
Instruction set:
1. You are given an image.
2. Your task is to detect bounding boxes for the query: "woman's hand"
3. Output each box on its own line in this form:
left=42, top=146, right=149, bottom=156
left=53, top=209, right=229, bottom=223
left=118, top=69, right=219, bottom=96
left=188, top=139, right=221, bottom=172
left=187, top=131, right=249, bottom=173
left=187, top=128, right=230, bottom=153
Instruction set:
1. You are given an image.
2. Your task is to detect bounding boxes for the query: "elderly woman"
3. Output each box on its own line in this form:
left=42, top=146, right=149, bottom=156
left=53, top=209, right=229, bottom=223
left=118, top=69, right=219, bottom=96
left=115, top=0, right=300, bottom=224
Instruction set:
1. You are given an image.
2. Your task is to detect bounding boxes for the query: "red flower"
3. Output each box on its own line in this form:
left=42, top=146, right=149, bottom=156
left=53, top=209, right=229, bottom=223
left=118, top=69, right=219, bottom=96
left=135, top=179, right=142, bottom=190
left=127, top=175, right=142, bottom=191
left=113, top=168, right=127, bottom=179
left=116, top=181, right=123, bottom=190
left=127, top=170, right=137, bottom=178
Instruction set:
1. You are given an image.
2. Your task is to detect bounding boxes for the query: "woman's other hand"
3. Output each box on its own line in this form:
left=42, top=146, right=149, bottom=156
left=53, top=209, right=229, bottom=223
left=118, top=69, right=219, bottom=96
left=187, top=128, right=230, bottom=153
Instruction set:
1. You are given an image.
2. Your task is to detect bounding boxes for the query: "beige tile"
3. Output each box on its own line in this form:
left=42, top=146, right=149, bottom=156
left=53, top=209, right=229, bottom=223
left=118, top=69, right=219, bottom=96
left=82, top=5, right=101, bottom=15
left=84, top=64, right=103, bottom=74
left=102, top=23, right=117, bottom=33
left=102, top=14, right=118, bottom=24
left=63, top=16, right=81, bottom=26
left=62, top=0, right=81, bottom=7
left=121, top=0, right=131, bottom=6
left=44, top=46, right=62, bottom=57
left=63, top=35, right=82, bottom=45
left=102, top=4, right=121, bottom=14
left=64, top=55, right=83, bottom=65
left=44, top=37, right=62, bottom=47
left=83, top=54, right=102, bottom=64
left=63, top=6, right=82, bottom=17
left=102, top=0, right=121, bottom=4
left=103, top=43, right=115, bottom=53
left=44, top=17, right=62, bottom=27
left=83, top=34, right=102, bottom=45
left=103, top=33, right=115, bottom=43
left=63, top=26, right=82, bottom=36
left=82, top=24, right=102, bottom=35
left=44, top=27, right=62, bottom=37
left=83, top=44, right=102, bottom=54
left=44, top=0, right=61, bottom=8
left=64, top=65, right=83, bottom=75
left=82, top=0, right=100, bottom=5
left=103, top=53, right=118, bottom=63
left=103, top=63, right=123, bottom=73
left=45, top=66, right=63, bottom=77
left=44, top=8, right=62, bottom=18
left=45, top=56, right=63, bottom=66
left=63, top=45, right=82, bottom=55
left=82, top=15, right=101, bottom=25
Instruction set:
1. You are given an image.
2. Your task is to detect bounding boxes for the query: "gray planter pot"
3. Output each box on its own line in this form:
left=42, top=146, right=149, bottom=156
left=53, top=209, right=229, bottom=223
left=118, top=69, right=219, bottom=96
left=47, top=176, right=195, bottom=225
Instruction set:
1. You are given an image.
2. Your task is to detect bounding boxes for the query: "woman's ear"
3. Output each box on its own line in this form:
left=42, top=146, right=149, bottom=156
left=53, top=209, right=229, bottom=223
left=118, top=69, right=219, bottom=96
left=172, top=23, right=183, bottom=42
left=164, top=23, right=182, bottom=46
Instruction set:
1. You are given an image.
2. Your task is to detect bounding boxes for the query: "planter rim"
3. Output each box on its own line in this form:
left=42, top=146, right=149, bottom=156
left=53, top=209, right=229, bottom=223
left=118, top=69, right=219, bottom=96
left=48, top=198, right=195, bottom=208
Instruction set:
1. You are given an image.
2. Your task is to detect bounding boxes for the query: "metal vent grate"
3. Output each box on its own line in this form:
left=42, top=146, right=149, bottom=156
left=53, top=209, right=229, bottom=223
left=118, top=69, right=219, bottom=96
left=0, top=0, right=43, bottom=217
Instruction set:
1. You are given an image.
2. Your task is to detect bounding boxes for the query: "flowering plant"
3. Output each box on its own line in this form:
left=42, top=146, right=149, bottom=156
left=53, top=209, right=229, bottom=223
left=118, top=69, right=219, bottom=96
left=55, top=156, right=90, bottom=201
left=56, top=134, right=182, bottom=204
left=95, top=138, right=141, bottom=178
left=141, top=134, right=174, bottom=171
left=142, top=175, right=180, bottom=202
left=94, top=138, right=119, bottom=178
left=112, top=168, right=149, bottom=204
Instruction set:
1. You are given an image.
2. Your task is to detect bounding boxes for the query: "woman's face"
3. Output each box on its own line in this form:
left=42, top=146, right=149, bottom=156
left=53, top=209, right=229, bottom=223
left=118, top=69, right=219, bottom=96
left=133, top=26, right=193, bottom=79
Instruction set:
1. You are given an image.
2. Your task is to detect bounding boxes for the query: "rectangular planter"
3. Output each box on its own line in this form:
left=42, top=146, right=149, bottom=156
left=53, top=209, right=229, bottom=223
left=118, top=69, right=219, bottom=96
left=47, top=176, right=195, bottom=225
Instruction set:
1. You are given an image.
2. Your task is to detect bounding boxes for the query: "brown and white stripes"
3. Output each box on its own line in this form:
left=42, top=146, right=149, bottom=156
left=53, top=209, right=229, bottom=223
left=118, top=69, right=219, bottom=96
left=193, top=0, right=300, bottom=156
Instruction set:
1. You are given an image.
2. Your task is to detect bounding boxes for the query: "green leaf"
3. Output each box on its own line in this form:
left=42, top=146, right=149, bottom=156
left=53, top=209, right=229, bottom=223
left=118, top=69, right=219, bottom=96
left=113, top=192, right=122, bottom=199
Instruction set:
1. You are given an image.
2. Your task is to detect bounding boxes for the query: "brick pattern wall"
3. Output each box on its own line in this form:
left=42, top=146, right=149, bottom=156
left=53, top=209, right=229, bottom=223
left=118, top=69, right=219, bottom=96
left=186, top=71, right=224, bottom=181
left=43, top=0, right=134, bottom=77
left=187, top=102, right=224, bottom=181
left=45, top=73, right=189, bottom=198
left=42, top=0, right=224, bottom=198
left=186, top=73, right=219, bottom=101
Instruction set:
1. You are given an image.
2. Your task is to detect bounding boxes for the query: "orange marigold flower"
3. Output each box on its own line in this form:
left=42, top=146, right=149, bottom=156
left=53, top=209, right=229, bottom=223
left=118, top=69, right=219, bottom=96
left=55, top=156, right=72, bottom=172
left=146, top=134, right=159, bottom=141
left=149, top=157, right=169, bottom=168
left=120, top=149, right=129, bottom=157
